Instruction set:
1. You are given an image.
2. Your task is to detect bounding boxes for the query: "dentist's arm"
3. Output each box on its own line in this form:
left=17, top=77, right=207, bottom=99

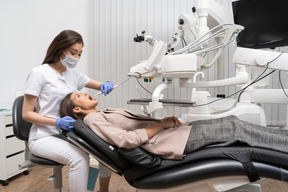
left=22, top=94, right=74, bottom=131
left=22, top=94, right=57, bottom=126
left=85, top=79, right=102, bottom=90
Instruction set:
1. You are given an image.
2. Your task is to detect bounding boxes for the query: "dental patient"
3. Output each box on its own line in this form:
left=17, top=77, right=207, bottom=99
left=60, top=92, right=288, bottom=160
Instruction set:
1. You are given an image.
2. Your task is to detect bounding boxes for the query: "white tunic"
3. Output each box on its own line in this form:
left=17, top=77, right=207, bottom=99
left=24, top=64, right=90, bottom=141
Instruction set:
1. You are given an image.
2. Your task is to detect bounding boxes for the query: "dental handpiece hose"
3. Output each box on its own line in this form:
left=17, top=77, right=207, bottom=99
left=94, top=77, right=131, bottom=97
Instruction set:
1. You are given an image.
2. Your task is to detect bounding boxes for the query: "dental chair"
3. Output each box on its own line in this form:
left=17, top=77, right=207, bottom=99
left=66, top=119, right=288, bottom=192
left=12, top=95, right=63, bottom=192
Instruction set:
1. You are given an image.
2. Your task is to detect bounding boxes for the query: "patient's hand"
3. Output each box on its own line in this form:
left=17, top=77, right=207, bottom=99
left=161, top=116, right=182, bottom=128
left=146, top=116, right=182, bottom=139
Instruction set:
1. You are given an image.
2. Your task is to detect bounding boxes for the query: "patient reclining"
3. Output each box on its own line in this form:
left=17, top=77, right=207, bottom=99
left=60, top=92, right=288, bottom=160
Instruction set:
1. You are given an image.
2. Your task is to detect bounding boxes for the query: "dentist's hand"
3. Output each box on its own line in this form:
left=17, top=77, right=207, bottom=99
left=100, top=81, right=114, bottom=96
left=56, top=116, right=75, bottom=131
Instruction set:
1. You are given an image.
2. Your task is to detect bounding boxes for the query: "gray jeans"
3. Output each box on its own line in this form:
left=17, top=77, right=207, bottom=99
left=184, top=115, right=288, bottom=154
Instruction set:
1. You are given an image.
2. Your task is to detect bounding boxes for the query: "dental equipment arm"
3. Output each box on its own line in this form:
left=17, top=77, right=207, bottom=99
left=232, top=47, right=288, bottom=104
left=195, top=0, right=234, bottom=37
left=233, top=47, right=288, bottom=71
left=134, top=31, right=158, bottom=46
left=128, top=0, right=246, bottom=116
left=179, top=65, right=249, bottom=88
left=130, top=0, right=244, bottom=78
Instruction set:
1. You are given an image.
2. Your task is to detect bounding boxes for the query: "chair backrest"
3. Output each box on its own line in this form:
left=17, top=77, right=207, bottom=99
left=72, top=119, right=132, bottom=169
left=12, top=95, right=32, bottom=141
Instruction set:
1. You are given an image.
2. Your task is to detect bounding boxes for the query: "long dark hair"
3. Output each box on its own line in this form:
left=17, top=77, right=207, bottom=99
left=59, top=93, right=85, bottom=120
left=42, top=30, right=84, bottom=64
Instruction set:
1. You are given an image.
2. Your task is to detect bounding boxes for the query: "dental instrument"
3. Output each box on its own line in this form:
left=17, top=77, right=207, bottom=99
left=93, top=77, right=131, bottom=97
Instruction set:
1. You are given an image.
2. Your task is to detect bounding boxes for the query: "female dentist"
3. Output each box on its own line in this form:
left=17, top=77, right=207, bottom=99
left=22, top=30, right=113, bottom=192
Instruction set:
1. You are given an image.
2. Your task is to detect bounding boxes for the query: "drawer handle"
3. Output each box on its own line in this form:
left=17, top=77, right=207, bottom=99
left=7, top=150, right=24, bottom=159
left=6, top=135, right=15, bottom=139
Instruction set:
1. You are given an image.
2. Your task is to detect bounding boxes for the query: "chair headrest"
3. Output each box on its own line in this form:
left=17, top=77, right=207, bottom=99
left=12, top=95, right=32, bottom=141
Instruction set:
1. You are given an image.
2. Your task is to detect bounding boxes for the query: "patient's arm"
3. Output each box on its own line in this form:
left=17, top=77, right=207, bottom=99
left=85, top=113, right=150, bottom=148
left=146, top=117, right=182, bottom=139
left=84, top=113, right=182, bottom=149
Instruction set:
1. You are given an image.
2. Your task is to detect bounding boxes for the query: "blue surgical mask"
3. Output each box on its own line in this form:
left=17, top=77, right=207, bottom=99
left=60, top=54, right=79, bottom=68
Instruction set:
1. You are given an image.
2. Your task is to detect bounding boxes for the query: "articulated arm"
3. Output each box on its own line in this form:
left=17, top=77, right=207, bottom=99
left=233, top=47, right=288, bottom=71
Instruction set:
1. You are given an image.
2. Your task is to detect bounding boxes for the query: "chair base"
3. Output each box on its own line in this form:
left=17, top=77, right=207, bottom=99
left=136, top=176, right=262, bottom=192
left=48, top=166, right=63, bottom=191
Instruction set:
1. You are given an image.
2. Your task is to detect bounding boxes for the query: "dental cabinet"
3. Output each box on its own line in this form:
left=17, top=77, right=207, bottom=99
left=0, top=112, right=27, bottom=186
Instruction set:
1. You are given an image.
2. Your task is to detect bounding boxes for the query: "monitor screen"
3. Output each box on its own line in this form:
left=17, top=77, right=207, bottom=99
left=232, top=0, right=288, bottom=49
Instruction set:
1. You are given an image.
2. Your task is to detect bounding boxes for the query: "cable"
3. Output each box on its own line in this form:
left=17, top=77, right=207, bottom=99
left=237, top=51, right=284, bottom=102
left=171, top=23, right=236, bottom=55
left=136, top=78, right=153, bottom=95
left=182, top=37, right=187, bottom=47
left=194, top=51, right=284, bottom=107
left=279, top=71, right=288, bottom=97
left=115, top=77, right=131, bottom=87
left=195, top=69, right=275, bottom=107
left=237, top=69, right=275, bottom=102
left=237, top=65, right=271, bottom=102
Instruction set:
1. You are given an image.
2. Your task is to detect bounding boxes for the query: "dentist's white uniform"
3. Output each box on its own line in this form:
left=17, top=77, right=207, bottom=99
left=25, top=63, right=90, bottom=192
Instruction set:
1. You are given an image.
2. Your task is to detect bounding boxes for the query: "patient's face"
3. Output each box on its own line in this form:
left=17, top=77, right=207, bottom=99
left=70, top=92, right=98, bottom=110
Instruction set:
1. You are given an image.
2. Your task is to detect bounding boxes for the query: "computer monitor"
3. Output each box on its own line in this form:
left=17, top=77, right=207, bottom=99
left=232, top=0, right=288, bottom=49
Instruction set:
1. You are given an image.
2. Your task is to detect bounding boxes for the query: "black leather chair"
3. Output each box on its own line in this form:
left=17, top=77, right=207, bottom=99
left=67, top=119, right=288, bottom=192
left=12, top=95, right=63, bottom=192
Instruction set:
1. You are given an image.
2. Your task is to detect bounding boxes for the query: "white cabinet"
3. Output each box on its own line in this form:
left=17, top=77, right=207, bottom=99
left=0, top=112, right=27, bottom=186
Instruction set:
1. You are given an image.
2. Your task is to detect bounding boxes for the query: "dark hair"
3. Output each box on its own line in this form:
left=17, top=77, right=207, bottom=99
left=59, top=93, right=85, bottom=120
left=42, top=30, right=84, bottom=64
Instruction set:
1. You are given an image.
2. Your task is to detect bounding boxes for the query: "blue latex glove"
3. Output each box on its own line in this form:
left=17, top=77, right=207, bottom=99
left=56, top=116, right=75, bottom=131
left=100, top=81, right=114, bottom=96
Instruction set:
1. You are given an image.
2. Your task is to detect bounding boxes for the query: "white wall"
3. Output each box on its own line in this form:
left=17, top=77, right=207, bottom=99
left=0, top=0, right=94, bottom=106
